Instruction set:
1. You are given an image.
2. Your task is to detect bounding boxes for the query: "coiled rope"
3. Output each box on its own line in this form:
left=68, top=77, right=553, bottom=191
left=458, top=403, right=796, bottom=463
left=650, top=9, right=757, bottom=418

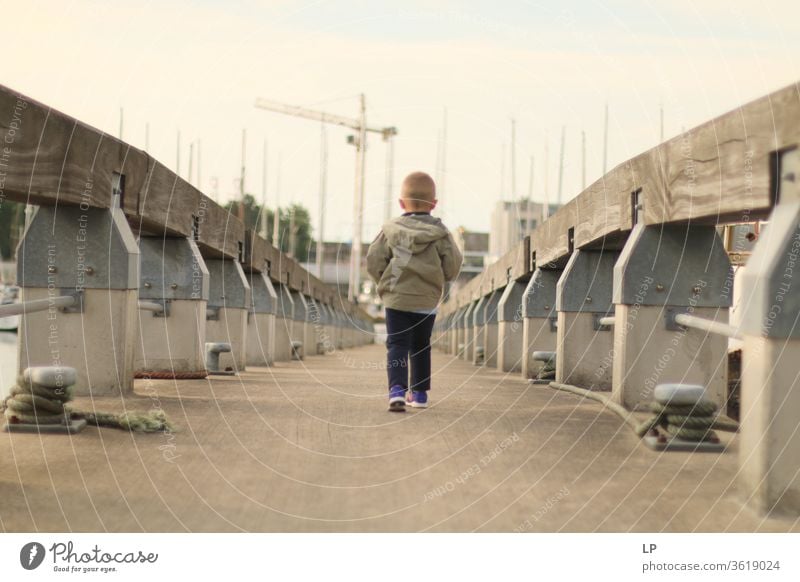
left=548, top=381, right=739, bottom=443
left=537, top=357, right=556, bottom=381
left=1, top=375, right=175, bottom=433
left=634, top=400, right=739, bottom=441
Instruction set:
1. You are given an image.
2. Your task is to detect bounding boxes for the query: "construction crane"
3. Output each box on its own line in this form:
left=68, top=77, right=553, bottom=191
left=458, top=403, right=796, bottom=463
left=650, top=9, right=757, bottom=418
left=254, top=94, right=397, bottom=303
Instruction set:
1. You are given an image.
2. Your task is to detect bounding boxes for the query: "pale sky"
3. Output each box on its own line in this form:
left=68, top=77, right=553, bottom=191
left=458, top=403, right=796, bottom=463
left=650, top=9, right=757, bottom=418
left=3, top=0, right=799, bottom=241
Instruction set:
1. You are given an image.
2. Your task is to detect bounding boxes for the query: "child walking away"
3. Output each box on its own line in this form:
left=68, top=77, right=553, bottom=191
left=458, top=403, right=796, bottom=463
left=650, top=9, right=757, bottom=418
left=367, top=172, right=463, bottom=411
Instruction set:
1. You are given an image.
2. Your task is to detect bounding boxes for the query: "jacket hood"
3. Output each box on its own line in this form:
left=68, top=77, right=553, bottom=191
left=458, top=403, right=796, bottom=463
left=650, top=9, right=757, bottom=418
left=382, top=214, right=450, bottom=254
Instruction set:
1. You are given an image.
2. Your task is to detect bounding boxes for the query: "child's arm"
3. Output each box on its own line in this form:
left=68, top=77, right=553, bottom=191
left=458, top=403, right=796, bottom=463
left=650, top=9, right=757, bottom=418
left=366, top=231, right=391, bottom=283
left=439, top=232, right=463, bottom=282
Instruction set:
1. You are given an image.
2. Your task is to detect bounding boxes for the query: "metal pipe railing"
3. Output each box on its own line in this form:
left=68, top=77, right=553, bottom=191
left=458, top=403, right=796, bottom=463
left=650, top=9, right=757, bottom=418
left=674, top=313, right=741, bottom=340
left=0, top=295, right=76, bottom=317
left=138, top=300, right=164, bottom=315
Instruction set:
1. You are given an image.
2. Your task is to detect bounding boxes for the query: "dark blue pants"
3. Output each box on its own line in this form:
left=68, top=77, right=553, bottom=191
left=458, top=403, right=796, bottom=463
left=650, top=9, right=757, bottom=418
left=384, top=308, right=436, bottom=391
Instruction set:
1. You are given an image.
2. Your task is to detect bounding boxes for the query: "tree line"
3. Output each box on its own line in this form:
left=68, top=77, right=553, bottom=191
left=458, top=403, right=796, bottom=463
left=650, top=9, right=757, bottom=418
left=224, top=195, right=314, bottom=262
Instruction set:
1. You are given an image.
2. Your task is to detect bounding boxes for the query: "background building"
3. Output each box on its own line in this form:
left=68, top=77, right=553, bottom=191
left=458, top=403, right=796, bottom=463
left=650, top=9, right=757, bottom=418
left=452, top=227, right=489, bottom=293
left=489, top=199, right=561, bottom=263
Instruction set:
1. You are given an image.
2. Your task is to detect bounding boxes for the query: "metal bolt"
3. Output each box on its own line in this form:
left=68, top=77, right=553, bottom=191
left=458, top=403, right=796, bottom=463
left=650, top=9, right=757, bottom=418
left=85, top=266, right=94, bottom=275
left=656, top=284, right=665, bottom=292
left=144, top=282, right=152, bottom=288
left=585, top=296, right=593, bottom=304
left=692, top=286, right=702, bottom=295
left=170, top=283, right=178, bottom=290
left=47, top=265, right=57, bottom=274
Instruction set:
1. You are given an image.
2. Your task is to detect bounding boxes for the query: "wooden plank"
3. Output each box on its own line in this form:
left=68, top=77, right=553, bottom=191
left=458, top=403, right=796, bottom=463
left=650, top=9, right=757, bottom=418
left=197, top=195, right=244, bottom=260
left=532, top=198, right=577, bottom=267
left=244, top=229, right=264, bottom=272
left=265, top=244, right=284, bottom=283
left=575, top=161, right=627, bottom=248
left=485, top=243, right=523, bottom=292
left=441, top=81, right=800, bottom=313
left=0, top=85, right=148, bottom=210
left=287, top=257, right=304, bottom=292
left=135, top=159, right=195, bottom=237
left=0, top=84, right=348, bottom=305
left=308, top=273, right=328, bottom=302
left=514, top=236, right=531, bottom=280
left=646, top=82, right=800, bottom=225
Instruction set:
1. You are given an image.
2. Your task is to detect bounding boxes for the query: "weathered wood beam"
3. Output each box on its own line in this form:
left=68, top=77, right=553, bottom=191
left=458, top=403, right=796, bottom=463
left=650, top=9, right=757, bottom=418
left=0, top=84, right=365, bottom=315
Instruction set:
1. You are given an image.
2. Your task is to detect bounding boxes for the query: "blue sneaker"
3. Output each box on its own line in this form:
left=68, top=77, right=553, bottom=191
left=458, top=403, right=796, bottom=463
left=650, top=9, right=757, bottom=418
left=406, top=390, right=428, bottom=409
left=388, top=385, right=406, bottom=412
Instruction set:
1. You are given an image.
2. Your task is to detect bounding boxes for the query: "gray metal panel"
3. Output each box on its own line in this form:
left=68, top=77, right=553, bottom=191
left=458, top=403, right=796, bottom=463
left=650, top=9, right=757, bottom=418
left=139, top=237, right=208, bottom=301
left=498, top=280, right=526, bottom=322
left=324, top=302, right=335, bottom=326
left=725, top=224, right=759, bottom=254
left=250, top=271, right=277, bottom=314
left=740, top=200, right=800, bottom=338
left=320, top=302, right=333, bottom=325
left=557, top=249, right=619, bottom=313
left=206, top=258, right=251, bottom=309
left=613, top=223, right=733, bottom=308
left=741, top=148, right=800, bottom=339
left=314, top=301, right=327, bottom=325
left=472, top=295, right=488, bottom=326
left=484, top=289, right=502, bottom=324
left=290, top=290, right=309, bottom=321
left=334, top=306, right=346, bottom=327
left=17, top=206, right=139, bottom=290
left=462, top=302, right=476, bottom=328
left=523, top=268, right=560, bottom=318
left=275, top=283, right=294, bottom=318
left=306, top=296, right=324, bottom=325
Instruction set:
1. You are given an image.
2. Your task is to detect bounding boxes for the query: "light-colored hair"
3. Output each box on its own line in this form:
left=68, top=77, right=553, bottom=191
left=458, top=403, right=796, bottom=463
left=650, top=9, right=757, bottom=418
left=401, top=172, right=436, bottom=209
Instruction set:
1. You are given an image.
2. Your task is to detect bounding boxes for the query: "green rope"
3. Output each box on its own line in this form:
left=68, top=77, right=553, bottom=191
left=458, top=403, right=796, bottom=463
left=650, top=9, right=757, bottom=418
left=634, top=399, right=738, bottom=441
left=537, top=357, right=556, bottom=381
left=2, top=376, right=175, bottom=433
left=72, top=410, right=175, bottom=433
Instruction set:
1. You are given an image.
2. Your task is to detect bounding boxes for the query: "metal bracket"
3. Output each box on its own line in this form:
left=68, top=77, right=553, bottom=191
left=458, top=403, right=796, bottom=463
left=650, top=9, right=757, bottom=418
left=664, top=307, right=690, bottom=331
left=739, top=148, right=800, bottom=338
left=111, top=172, right=125, bottom=208
left=4, top=418, right=87, bottom=435
left=59, top=289, right=84, bottom=313
left=643, top=434, right=725, bottom=453
left=548, top=316, right=558, bottom=332
left=206, top=306, right=221, bottom=321
left=153, top=298, right=171, bottom=318
left=593, top=311, right=614, bottom=331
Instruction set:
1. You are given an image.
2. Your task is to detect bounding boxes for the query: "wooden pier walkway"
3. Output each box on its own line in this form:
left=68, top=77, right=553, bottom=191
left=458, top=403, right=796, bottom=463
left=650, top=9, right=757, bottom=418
left=2, top=345, right=796, bottom=533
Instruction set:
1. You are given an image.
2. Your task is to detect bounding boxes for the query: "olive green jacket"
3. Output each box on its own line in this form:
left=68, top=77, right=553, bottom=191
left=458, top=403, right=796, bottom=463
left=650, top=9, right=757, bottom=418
left=366, top=213, right=463, bottom=312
